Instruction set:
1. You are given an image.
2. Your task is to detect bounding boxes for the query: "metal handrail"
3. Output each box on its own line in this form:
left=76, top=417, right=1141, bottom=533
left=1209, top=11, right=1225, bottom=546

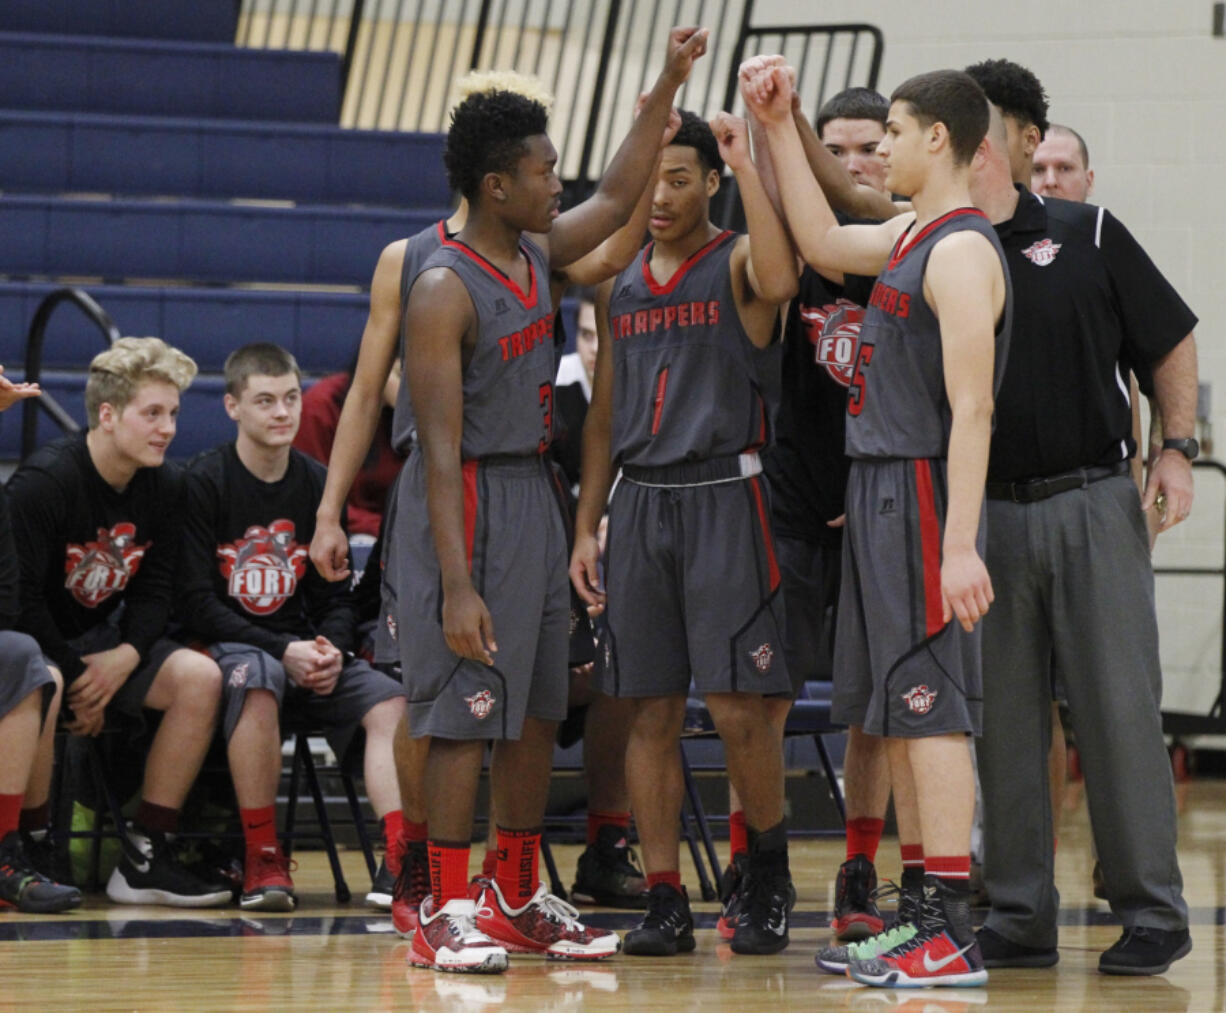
left=1156, top=457, right=1226, bottom=735
left=21, top=288, right=120, bottom=460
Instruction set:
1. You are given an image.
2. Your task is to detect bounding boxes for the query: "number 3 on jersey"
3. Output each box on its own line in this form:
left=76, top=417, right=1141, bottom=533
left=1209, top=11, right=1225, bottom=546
left=847, top=344, right=874, bottom=417
left=538, top=382, right=554, bottom=453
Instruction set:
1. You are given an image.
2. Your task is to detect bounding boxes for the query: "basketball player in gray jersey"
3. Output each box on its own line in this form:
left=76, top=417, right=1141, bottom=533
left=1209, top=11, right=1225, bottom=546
left=392, top=27, right=709, bottom=974
left=748, top=65, right=1008, bottom=988
left=571, top=109, right=798, bottom=956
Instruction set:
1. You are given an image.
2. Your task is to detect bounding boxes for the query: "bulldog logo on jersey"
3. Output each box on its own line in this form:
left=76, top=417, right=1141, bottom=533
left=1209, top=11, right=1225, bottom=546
left=217, top=520, right=308, bottom=616
left=1021, top=238, right=1062, bottom=266
left=465, top=689, right=496, bottom=720
left=801, top=298, right=865, bottom=387
left=64, top=522, right=149, bottom=608
left=749, top=643, right=774, bottom=673
left=902, top=684, right=938, bottom=715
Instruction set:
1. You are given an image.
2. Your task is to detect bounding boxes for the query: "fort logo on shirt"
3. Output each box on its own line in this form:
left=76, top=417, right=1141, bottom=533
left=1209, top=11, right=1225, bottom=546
left=64, top=522, right=149, bottom=607
left=217, top=520, right=308, bottom=616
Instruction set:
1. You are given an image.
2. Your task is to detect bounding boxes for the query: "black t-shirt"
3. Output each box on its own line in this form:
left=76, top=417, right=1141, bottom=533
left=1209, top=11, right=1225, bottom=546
left=990, top=187, right=1197, bottom=482
left=5, top=433, right=182, bottom=681
left=0, top=487, right=24, bottom=631
left=179, top=443, right=358, bottom=658
left=763, top=266, right=874, bottom=543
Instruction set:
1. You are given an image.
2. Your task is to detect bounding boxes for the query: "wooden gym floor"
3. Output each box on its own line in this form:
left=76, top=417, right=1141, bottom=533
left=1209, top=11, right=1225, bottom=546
left=1, top=775, right=1223, bottom=1011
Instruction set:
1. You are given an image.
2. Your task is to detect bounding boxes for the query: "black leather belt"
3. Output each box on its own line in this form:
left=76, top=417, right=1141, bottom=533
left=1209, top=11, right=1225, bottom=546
left=985, top=460, right=1130, bottom=504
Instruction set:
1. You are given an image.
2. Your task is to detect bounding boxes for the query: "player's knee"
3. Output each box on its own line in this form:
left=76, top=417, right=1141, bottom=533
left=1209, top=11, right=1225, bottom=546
left=165, top=650, right=223, bottom=712
left=362, top=695, right=406, bottom=736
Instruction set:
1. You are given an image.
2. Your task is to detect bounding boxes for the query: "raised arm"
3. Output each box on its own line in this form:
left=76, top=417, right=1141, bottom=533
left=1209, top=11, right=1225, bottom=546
left=310, top=240, right=406, bottom=581
left=1142, top=332, right=1198, bottom=532
left=710, top=112, right=797, bottom=342
left=793, top=106, right=903, bottom=221
left=926, top=230, right=1006, bottom=633
left=744, top=64, right=906, bottom=278
left=405, top=267, right=496, bottom=665
left=569, top=278, right=618, bottom=608
left=547, top=27, right=708, bottom=268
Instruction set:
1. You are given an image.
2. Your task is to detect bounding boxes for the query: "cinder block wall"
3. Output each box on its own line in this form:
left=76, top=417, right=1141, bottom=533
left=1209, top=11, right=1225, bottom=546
left=753, top=1, right=1226, bottom=718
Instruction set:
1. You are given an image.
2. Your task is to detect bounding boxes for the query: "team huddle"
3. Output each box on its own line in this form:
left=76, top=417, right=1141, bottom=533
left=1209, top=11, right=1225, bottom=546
left=0, top=23, right=1198, bottom=992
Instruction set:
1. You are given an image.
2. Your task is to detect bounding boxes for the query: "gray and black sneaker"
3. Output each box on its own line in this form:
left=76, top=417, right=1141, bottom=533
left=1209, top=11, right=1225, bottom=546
left=1099, top=925, right=1191, bottom=976
left=716, top=852, right=749, bottom=940
left=816, top=868, right=924, bottom=974
left=730, top=865, right=796, bottom=955
left=0, top=831, right=82, bottom=913
left=831, top=853, right=883, bottom=941
left=622, top=882, right=695, bottom=956
left=365, top=857, right=394, bottom=910
left=106, top=824, right=232, bottom=908
left=571, top=825, right=648, bottom=909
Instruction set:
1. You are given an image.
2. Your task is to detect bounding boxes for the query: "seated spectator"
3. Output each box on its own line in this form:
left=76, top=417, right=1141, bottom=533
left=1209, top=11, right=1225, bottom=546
left=552, top=289, right=598, bottom=497
left=294, top=358, right=404, bottom=538
left=7, top=338, right=231, bottom=908
left=179, top=343, right=406, bottom=912
left=0, top=368, right=81, bottom=913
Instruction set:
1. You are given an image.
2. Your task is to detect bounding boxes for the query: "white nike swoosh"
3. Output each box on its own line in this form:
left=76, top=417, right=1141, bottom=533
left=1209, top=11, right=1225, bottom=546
left=923, top=940, right=975, bottom=973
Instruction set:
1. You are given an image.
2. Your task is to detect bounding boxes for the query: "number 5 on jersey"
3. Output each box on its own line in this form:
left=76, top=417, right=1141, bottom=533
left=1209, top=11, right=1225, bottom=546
left=848, top=344, right=874, bottom=417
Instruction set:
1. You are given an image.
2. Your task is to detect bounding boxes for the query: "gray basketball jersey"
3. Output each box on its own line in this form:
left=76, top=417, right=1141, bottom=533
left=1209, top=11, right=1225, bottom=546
left=409, top=235, right=556, bottom=459
left=391, top=220, right=448, bottom=454
left=608, top=231, right=780, bottom=468
left=845, top=208, right=1012, bottom=460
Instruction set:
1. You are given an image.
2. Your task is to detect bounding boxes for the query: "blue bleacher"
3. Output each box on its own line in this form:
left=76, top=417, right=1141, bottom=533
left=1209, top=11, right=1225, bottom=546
left=0, top=195, right=445, bottom=286
left=0, top=0, right=238, bottom=43
left=0, top=111, right=449, bottom=208
left=0, top=31, right=340, bottom=122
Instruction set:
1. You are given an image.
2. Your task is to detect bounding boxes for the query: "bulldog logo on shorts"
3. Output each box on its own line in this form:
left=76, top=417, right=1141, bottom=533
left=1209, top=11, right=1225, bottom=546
left=749, top=643, right=774, bottom=673
left=228, top=662, right=249, bottom=689
left=217, top=520, right=308, bottom=616
left=465, top=689, right=496, bottom=720
left=902, top=684, right=938, bottom=715
left=385, top=613, right=398, bottom=641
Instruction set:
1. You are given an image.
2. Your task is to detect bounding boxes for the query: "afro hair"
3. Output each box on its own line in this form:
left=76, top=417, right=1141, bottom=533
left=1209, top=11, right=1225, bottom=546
left=964, top=59, right=1050, bottom=138
left=444, top=89, right=550, bottom=201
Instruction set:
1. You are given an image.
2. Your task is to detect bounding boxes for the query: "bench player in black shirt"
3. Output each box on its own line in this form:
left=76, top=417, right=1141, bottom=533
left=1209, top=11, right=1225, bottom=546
left=179, top=344, right=407, bottom=912
left=7, top=338, right=232, bottom=908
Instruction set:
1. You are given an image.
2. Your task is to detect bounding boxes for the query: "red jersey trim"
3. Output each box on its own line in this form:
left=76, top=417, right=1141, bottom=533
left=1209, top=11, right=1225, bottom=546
left=748, top=476, right=781, bottom=593
left=641, top=230, right=735, bottom=296
left=887, top=207, right=987, bottom=272
left=440, top=236, right=539, bottom=309
left=462, top=460, right=479, bottom=572
left=913, top=459, right=945, bottom=638
left=650, top=366, right=669, bottom=435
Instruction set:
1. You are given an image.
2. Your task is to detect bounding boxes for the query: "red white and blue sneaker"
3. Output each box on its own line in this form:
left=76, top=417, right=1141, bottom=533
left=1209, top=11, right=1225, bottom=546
left=849, top=875, right=987, bottom=988
left=475, top=879, right=621, bottom=960
left=391, top=841, right=429, bottom=937
left=408, top=895, right=509, bottom=974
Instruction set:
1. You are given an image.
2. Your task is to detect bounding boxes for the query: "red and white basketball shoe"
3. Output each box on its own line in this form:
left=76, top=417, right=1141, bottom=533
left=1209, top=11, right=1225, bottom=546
left=475, top=879, right=621, bottom=960
left=407, top=895, right=509, bottom=974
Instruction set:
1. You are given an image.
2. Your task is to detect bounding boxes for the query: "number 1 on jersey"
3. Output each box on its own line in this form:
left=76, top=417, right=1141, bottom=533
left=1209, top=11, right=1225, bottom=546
left=538, top=382, right=554, bottom=453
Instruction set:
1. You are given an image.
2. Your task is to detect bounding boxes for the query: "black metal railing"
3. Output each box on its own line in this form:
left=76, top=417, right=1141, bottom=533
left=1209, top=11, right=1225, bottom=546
left=234, top=0, right=883, bottom=184
left=21, top=288, right=120, bottom=460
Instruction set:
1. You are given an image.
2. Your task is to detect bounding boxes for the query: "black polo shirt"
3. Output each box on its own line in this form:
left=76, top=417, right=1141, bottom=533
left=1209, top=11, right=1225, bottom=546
left=989, top=186, right=1197, bottom=483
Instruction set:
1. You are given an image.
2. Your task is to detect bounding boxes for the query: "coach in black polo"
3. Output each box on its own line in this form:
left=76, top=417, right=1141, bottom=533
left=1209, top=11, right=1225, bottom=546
left=966, top=92, right=1196, bottom=975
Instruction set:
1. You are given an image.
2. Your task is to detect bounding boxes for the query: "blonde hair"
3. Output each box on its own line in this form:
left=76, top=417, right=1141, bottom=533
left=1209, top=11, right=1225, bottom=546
left=85, top=337, right=197, bottom=428
left=452, top=69, right=555, bottom=114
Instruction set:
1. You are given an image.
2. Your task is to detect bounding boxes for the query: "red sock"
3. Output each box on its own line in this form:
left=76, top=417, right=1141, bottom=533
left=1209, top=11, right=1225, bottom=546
left=136, top=799, right=179, bottom=835
left=729, top=809, right=749, bottom=861
left=901, top=842, right=924, bottom=873
left=481, top=848, right=497, bottom=879
left=429, top=841, right=471, bottom=906
left=495, top=826, right=541, bottom=908
left=586, top=809, right=630, bottom=845
left=19, top=801, right=50, bottom=832
left=647, top=870, right=682, bottom=891
left=405, top=819, right=428, bottom=844
left=0, top=792, right=22, bottom=838
left=926, top=854, right=971, bottom=882
left=241, top=806, right=278, bottom=852
left=382, top=810, right=404, bottom=849
left=845, top=817, right=885, bottom=863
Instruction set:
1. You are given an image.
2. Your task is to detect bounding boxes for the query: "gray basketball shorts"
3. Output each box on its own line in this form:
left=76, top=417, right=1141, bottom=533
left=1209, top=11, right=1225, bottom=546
left=598, top=463, right=791, bottom=698
left=373, top=473, right=401, bottom=667
left=64, top=620, right=186, bottom=723
left=0, top=630, right=56, bottom=725
left=832, top=458, right=984, bottom=737
left=211, top=642, right=405, bottom=763
left=391, top=451, right=570, bottom=741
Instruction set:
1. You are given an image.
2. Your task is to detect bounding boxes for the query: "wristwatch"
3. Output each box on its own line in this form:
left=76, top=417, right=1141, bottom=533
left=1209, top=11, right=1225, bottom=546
left=1162, top=437, right=1200, bottom=461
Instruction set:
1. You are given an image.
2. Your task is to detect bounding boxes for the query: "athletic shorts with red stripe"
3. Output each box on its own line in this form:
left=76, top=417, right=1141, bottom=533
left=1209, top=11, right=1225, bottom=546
left=390, top=450, right=570, bottom=741
left=831, top=458, right=983, bottom=737
left=598, top=460, right=791, bottom=698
